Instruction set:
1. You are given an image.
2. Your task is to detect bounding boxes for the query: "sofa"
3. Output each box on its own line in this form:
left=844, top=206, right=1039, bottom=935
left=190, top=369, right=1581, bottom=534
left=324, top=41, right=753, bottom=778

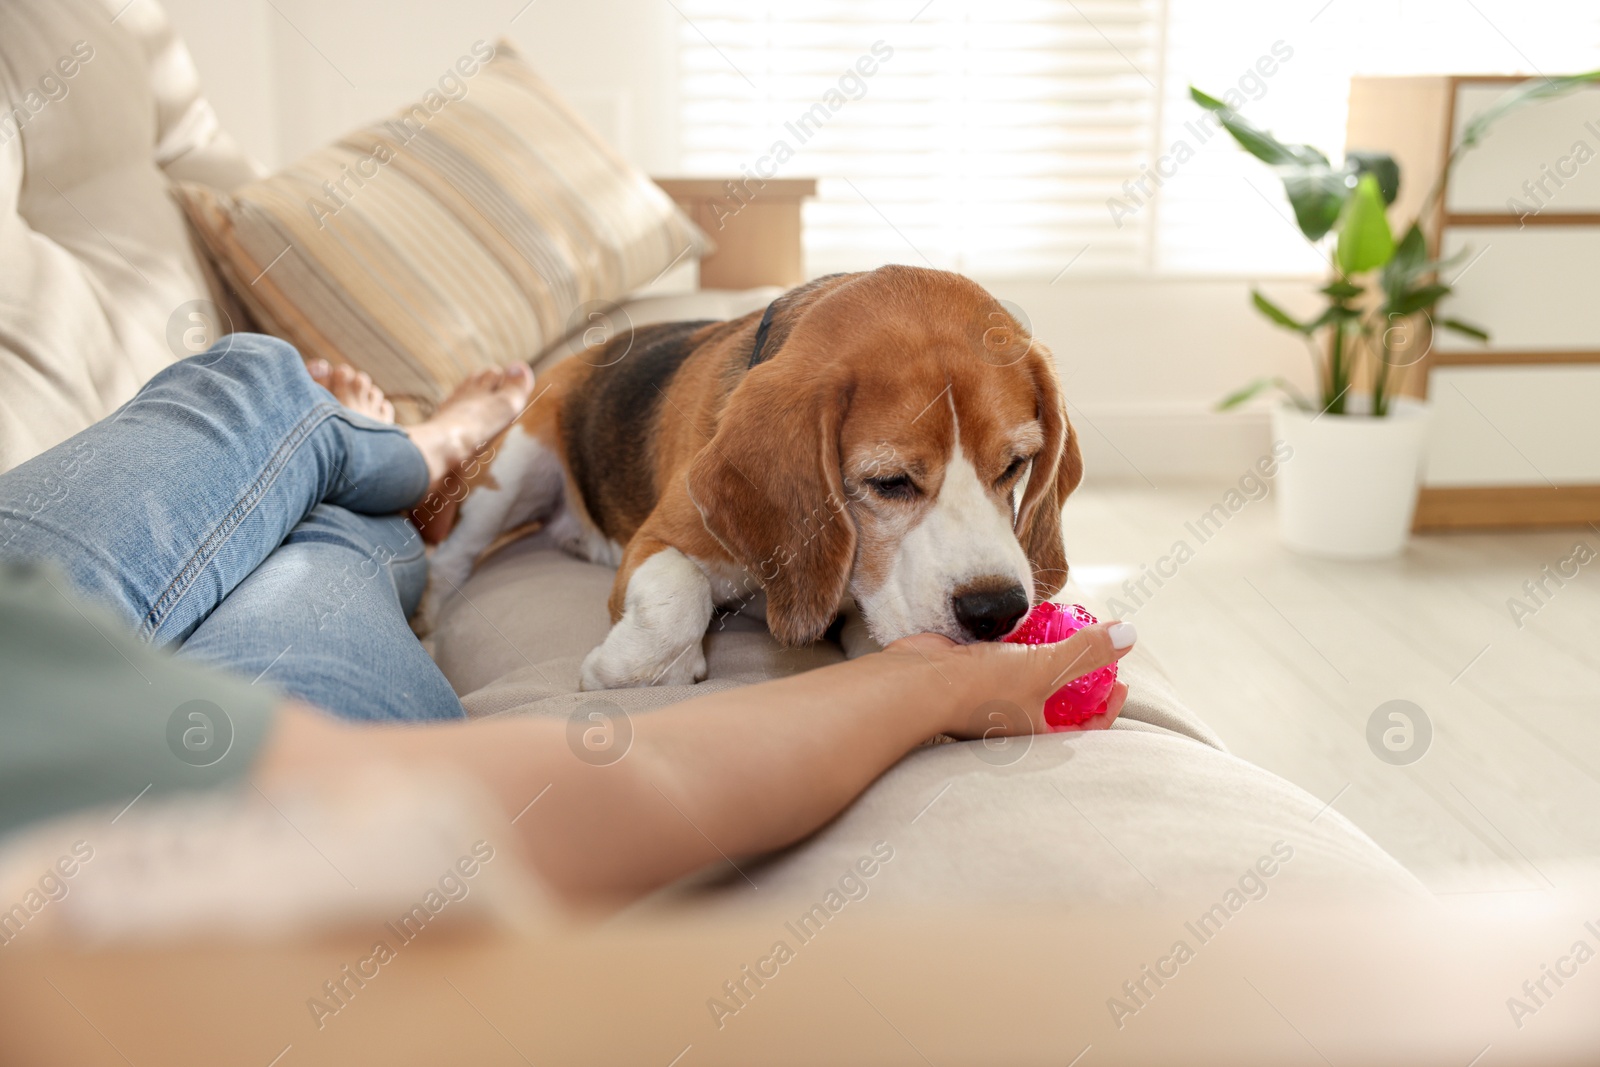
left=0, top=0, right=1422, bottom=926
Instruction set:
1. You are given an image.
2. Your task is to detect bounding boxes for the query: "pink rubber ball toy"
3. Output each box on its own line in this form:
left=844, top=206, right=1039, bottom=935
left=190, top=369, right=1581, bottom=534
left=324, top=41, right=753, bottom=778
left=1002, top=602, right=1117, bottom=727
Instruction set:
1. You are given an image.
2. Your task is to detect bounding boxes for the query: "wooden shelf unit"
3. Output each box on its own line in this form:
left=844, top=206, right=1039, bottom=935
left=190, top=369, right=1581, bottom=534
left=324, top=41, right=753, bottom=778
left=1347, top=75, right=1600, bottom=530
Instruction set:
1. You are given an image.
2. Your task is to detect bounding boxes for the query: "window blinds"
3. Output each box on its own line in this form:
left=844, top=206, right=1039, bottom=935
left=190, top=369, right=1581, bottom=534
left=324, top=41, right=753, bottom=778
left=678, top=0, right=1600, bottom=279
left=678, top=0, right=1165, bottom=278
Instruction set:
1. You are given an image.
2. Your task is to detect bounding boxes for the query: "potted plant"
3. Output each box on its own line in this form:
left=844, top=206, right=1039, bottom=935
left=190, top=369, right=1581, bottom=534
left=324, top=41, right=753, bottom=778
left=1194, top=74, right=1599, bottom=558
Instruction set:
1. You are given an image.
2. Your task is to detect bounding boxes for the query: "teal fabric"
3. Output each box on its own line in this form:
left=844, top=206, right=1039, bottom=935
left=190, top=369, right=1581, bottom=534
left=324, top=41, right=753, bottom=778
left=0, top=562, right=280, bottom=841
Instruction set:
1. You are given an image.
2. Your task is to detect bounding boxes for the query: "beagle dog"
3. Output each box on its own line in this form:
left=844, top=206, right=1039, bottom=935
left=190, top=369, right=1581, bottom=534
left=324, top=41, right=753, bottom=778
left=425, top=265, right=1082, bottom=690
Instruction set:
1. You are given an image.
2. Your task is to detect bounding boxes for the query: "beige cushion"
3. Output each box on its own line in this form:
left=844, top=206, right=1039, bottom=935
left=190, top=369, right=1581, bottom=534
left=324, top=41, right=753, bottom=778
left=174, top=40, right=709, bottom=418
left=0, top=0, right=260, bottom=474
left=680, top=717, right=1424, bottom=910
left=434, top=538, right=1420, bottom=902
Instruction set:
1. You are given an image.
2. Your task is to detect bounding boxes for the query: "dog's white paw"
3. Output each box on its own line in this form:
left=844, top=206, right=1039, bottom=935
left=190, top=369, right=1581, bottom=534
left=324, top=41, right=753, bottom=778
left=579, top=634, right=707, bottom=690
left=580, top=547, right=715, bottom=690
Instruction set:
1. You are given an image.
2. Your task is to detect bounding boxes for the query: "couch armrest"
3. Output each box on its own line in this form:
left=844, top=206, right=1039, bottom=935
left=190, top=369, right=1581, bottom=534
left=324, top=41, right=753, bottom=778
left=654, top=177, right=816, bottom=290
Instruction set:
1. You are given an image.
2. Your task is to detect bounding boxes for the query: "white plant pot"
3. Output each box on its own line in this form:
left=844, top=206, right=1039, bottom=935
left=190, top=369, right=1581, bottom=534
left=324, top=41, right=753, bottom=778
left=1270, top=398, right=1430, bottom=560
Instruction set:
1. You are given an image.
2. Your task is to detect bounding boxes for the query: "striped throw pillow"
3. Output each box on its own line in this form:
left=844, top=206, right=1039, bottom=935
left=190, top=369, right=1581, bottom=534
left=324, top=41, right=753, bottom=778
left=174, top=39, right=707, bottom=417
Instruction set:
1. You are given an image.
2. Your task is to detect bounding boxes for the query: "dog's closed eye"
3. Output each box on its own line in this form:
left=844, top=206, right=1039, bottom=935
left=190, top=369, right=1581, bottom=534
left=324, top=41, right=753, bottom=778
left=997, top=455, right=1030, bottom=488
left=866, top=473, right=919, bottom=501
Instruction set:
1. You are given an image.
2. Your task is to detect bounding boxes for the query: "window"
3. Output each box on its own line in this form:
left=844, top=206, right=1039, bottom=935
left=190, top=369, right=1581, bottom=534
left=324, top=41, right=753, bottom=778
left=677, top=0, right=1600, bottom=279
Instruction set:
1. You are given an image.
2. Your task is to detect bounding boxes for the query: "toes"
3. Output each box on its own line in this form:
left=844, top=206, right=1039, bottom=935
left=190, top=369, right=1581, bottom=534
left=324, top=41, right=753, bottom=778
left=502, top=363, right=533, bottom=391
left=307, top=358, right=331, bottom=382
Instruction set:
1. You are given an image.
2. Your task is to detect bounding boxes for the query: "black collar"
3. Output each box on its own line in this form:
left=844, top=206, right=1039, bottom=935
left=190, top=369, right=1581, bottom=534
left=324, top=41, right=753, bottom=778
left=748, top=299, right=779, bottom=368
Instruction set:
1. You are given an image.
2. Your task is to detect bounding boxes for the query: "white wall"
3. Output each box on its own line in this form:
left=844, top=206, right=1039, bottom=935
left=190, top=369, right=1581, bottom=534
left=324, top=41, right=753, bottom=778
left=161, top=0, right=1320, bottom=486
left=162, top=0, right=279, bottom=165
left=993, top=276, right=1321, bottom=484
left=163, top=0, right=682, bottom=172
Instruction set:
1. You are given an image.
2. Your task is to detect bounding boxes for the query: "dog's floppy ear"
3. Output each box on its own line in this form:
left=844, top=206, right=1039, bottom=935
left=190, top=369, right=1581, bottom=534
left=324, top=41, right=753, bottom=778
left=687, top=363, right=854, bottom=646
left=1014, top=339, right=1082, bottom=600
left=686, top=277, right=859, bottom=647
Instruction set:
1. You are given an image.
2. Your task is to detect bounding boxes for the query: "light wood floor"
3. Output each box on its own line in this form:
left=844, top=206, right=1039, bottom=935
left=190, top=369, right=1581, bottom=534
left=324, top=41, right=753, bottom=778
left=1062, top=485, right=1600, bottom=896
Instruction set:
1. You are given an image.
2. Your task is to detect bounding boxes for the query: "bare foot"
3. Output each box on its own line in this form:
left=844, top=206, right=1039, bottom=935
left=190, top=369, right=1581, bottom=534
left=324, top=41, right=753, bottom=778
left=407, top=365, right=535, bottom=489
left=308, top=359, right=396, bottom=423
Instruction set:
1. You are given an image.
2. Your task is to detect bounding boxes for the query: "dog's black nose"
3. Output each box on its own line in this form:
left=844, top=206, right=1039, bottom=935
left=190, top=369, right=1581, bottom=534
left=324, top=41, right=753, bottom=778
left=952, top=584, right=1029, bottom=642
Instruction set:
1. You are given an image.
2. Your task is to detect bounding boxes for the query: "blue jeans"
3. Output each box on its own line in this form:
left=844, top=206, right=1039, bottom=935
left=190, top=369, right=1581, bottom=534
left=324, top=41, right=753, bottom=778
left=0, top=334, right=465, bottom=721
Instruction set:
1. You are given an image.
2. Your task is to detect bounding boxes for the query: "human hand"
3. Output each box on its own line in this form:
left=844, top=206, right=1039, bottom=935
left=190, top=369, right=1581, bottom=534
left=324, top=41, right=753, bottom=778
left=883, top=620, right=1135, bottom=739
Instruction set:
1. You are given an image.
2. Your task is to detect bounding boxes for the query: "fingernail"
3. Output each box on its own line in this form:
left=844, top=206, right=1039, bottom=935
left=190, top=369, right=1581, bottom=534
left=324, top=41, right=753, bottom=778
left=1108, top=622, right=1137, bottom=649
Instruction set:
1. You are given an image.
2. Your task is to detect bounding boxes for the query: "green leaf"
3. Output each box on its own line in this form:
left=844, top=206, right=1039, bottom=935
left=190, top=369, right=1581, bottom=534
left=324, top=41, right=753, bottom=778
left=1224, top=117, right=1303, bottom=167
left=1460, top=72, right=1600, bottom=150
left=1281, top=169, right=1349, bottom=241
left=1192, top=86, right=1299, bottom=165
left=1439, top=317, right=1490, bottom=342
left=1335, top=174, right=1396, bottom=274
left=1380, top=223, right=1428, bottom=300
left=1192, top=85, right=1354, bottom=240
left=1346, top=151, right=1401, bottom=205
left=1216, top=376, right=1314, bottom=412
left=1191, top=85, right=1330, bottom=168
left=1387, top=283, right=1452, bottom=317
left=1216, top=377, right=1281, bottom=410
left=1320, top=279, right=1364, bottom=300
left=1392, top=223, right=1426, bottom=272
left=1418, top=244, right=1471, bottom=275
left=1250, top=290, right=1309, bottom=334
left=1306, top=304, right=1361, bottom=333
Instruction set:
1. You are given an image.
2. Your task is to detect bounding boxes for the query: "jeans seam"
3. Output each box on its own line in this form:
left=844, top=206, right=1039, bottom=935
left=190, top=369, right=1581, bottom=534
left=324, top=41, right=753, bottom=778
left=389, top=541, right=426, bottom=566
left=141, top=402, right=345, bottom=642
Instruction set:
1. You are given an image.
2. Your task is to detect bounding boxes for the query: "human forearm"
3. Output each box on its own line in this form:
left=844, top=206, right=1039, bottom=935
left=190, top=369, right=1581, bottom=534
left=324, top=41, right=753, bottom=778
left=617, top=652, right=969, bottom=868
left=303, top=652, right=963, bottom=902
